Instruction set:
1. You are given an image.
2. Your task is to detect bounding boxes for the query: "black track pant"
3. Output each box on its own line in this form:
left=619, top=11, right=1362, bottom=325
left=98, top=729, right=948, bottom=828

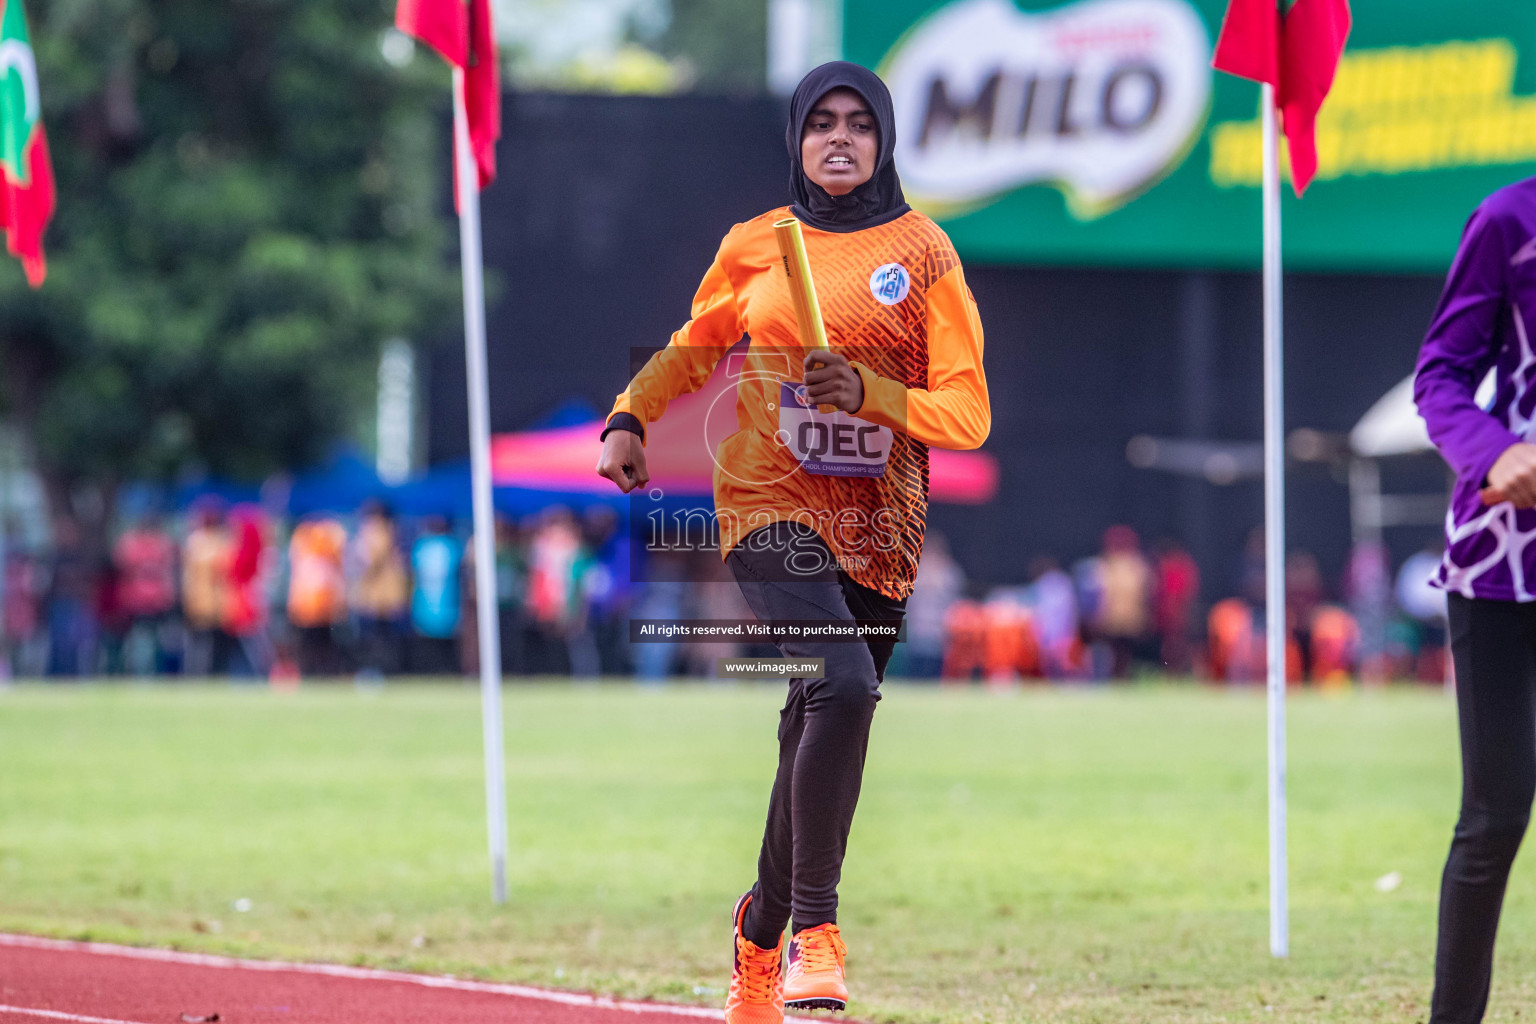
left=727, top=523, right=905, bottom=948
left=1432, top=594, right=1536, bottom=1023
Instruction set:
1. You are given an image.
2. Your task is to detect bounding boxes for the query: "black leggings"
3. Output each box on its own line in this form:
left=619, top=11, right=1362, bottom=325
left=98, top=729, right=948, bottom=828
left=1433, top=594, right=1536, bottom=1023
left=727, top=523, right=905, bottom=947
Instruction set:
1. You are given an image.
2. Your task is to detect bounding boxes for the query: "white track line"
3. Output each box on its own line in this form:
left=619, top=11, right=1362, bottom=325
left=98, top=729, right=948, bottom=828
left=0, top=1005, right=158, bottom=1024
left=0, top=933, right=722, bottom=1019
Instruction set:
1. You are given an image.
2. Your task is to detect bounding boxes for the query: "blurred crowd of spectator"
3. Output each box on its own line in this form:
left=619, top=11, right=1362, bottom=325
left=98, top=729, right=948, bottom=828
left=0, top=499, right=633, bottom=682
left=908, top=525, right=1449, bottom=687
left=0, top=505, right=1448, bottom=685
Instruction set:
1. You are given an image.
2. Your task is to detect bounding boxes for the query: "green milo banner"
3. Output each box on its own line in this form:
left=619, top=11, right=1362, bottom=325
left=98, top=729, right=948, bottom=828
left=842, top=0, right=1536, bottom=270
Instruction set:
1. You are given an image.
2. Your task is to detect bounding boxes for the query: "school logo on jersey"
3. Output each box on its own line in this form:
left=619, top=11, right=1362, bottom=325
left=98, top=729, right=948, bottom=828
left=869, top=263, right=911, bottom=305
left=881, top=0, right=1212, bottom=221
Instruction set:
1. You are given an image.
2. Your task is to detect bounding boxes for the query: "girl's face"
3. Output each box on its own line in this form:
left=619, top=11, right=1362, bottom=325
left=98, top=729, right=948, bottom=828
left=800, top=87, right=878, bottom=196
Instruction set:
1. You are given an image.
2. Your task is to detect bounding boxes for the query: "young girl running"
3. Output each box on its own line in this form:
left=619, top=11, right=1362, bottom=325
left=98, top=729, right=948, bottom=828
left=596, top=61, right=989, bottom=1023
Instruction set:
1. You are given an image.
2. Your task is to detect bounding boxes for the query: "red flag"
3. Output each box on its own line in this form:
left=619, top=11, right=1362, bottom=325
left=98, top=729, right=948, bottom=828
left=1212, top=0, right=1350, bottom=196
left=0, top=0, right=54, bottom=287
left=1277, top=0, right=1350, bottom=194
left=1211, top=0, right=1278, bottom=87
left=396, top=0, right=500, bottom=192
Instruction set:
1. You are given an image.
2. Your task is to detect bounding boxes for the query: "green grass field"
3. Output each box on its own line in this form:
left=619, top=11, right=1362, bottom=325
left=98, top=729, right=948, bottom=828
left=2, top=680, right=1533, bottom=1023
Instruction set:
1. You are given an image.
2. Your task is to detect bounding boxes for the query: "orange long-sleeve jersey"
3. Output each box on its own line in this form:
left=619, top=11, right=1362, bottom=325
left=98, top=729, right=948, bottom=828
left=609, top=206, right=989, bottom=599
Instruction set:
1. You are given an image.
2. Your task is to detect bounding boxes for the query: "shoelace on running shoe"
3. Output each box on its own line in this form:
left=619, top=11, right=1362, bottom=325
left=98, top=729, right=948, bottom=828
left=793, top=925, right=847, bottom=973
left=734, top=935, right=781, bottom=1003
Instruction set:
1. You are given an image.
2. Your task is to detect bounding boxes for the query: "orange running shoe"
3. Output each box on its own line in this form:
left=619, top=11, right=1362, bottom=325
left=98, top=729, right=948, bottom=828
left=782, top=923, right=848, bottom=1011
left=725, top=893, right=785, bottom=1024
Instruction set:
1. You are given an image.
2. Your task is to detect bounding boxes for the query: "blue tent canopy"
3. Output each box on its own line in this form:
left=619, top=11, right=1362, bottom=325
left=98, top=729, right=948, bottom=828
left=177, top=449, right=638, bottom=523
left=286, top=451, right=390, bottom=517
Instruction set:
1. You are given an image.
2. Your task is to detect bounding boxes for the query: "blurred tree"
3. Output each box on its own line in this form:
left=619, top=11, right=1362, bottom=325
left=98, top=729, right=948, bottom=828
left=495, top=0, right=690, bottom=94
left=0, top=0, right=458, bottom=523
left=655, top=0, right=767, bottom=94
left=491, top=0, right=766, bottom=96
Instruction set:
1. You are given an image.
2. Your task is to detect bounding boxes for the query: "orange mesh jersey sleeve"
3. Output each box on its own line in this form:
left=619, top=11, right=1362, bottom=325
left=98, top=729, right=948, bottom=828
left=850, top=263, right=989, bottom=450
left=607, top=229, right=745, bottom=441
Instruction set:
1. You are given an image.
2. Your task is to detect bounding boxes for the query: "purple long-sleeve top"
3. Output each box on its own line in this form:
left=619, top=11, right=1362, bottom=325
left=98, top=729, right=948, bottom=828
left=1415, top=177, right=1536, bottom=601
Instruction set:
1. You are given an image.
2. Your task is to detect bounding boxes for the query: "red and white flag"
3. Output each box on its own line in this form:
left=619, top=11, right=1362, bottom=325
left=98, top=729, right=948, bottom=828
left=396, top=0, right=500, bottom=192
left=1213, top=0, right=1351, bottom=196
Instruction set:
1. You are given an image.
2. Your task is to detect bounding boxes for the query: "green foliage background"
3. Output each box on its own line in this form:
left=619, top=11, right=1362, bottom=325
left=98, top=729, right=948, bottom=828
left=0, top=0, right=458, bottom=507
left=658, top=0, right=767, bottom=94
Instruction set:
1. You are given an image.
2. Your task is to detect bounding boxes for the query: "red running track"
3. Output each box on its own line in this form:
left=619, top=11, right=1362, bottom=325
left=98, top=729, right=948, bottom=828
left=0, top=933, right=723, bottom=1024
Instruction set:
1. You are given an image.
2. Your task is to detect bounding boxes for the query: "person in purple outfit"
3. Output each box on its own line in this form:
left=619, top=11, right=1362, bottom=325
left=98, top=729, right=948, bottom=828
left=1415, top=176, right=1536, bottom=1023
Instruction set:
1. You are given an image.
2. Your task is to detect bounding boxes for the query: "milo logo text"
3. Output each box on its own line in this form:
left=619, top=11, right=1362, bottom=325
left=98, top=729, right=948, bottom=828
left=884, top=0, right=1212, bottom=219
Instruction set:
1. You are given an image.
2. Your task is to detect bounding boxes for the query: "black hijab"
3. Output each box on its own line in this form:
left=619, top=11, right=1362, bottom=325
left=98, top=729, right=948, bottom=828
left=786, top=61, right=910, bottom=233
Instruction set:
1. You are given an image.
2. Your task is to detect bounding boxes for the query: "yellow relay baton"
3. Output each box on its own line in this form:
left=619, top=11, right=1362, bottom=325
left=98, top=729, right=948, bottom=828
left=772, top=217, right=836, bottom=413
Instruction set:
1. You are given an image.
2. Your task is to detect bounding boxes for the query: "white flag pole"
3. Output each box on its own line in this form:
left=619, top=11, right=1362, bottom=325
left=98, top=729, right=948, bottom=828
left=453, top=66, right=509, bottom=905
left=1260, top=81, right=1288, bottom=958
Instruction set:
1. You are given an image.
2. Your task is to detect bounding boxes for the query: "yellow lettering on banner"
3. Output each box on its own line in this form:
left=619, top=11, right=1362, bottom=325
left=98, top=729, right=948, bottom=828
left=1208, top=121, right=1257, bottom=188
left=1209, top=38, right=1535, bottom=187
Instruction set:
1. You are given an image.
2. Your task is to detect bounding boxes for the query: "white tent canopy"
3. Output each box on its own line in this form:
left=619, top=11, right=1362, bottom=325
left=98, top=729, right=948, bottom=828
left=1349, top=370, right=1495, bottom=458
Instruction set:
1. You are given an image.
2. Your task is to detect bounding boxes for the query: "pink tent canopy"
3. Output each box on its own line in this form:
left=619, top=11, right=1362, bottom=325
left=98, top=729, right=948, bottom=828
left=491, top=351, right=998, bottom=504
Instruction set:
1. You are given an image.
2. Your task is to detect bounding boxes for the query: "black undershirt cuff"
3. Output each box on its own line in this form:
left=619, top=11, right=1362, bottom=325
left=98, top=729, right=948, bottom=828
left=601, top=412, right=645, bottom=442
